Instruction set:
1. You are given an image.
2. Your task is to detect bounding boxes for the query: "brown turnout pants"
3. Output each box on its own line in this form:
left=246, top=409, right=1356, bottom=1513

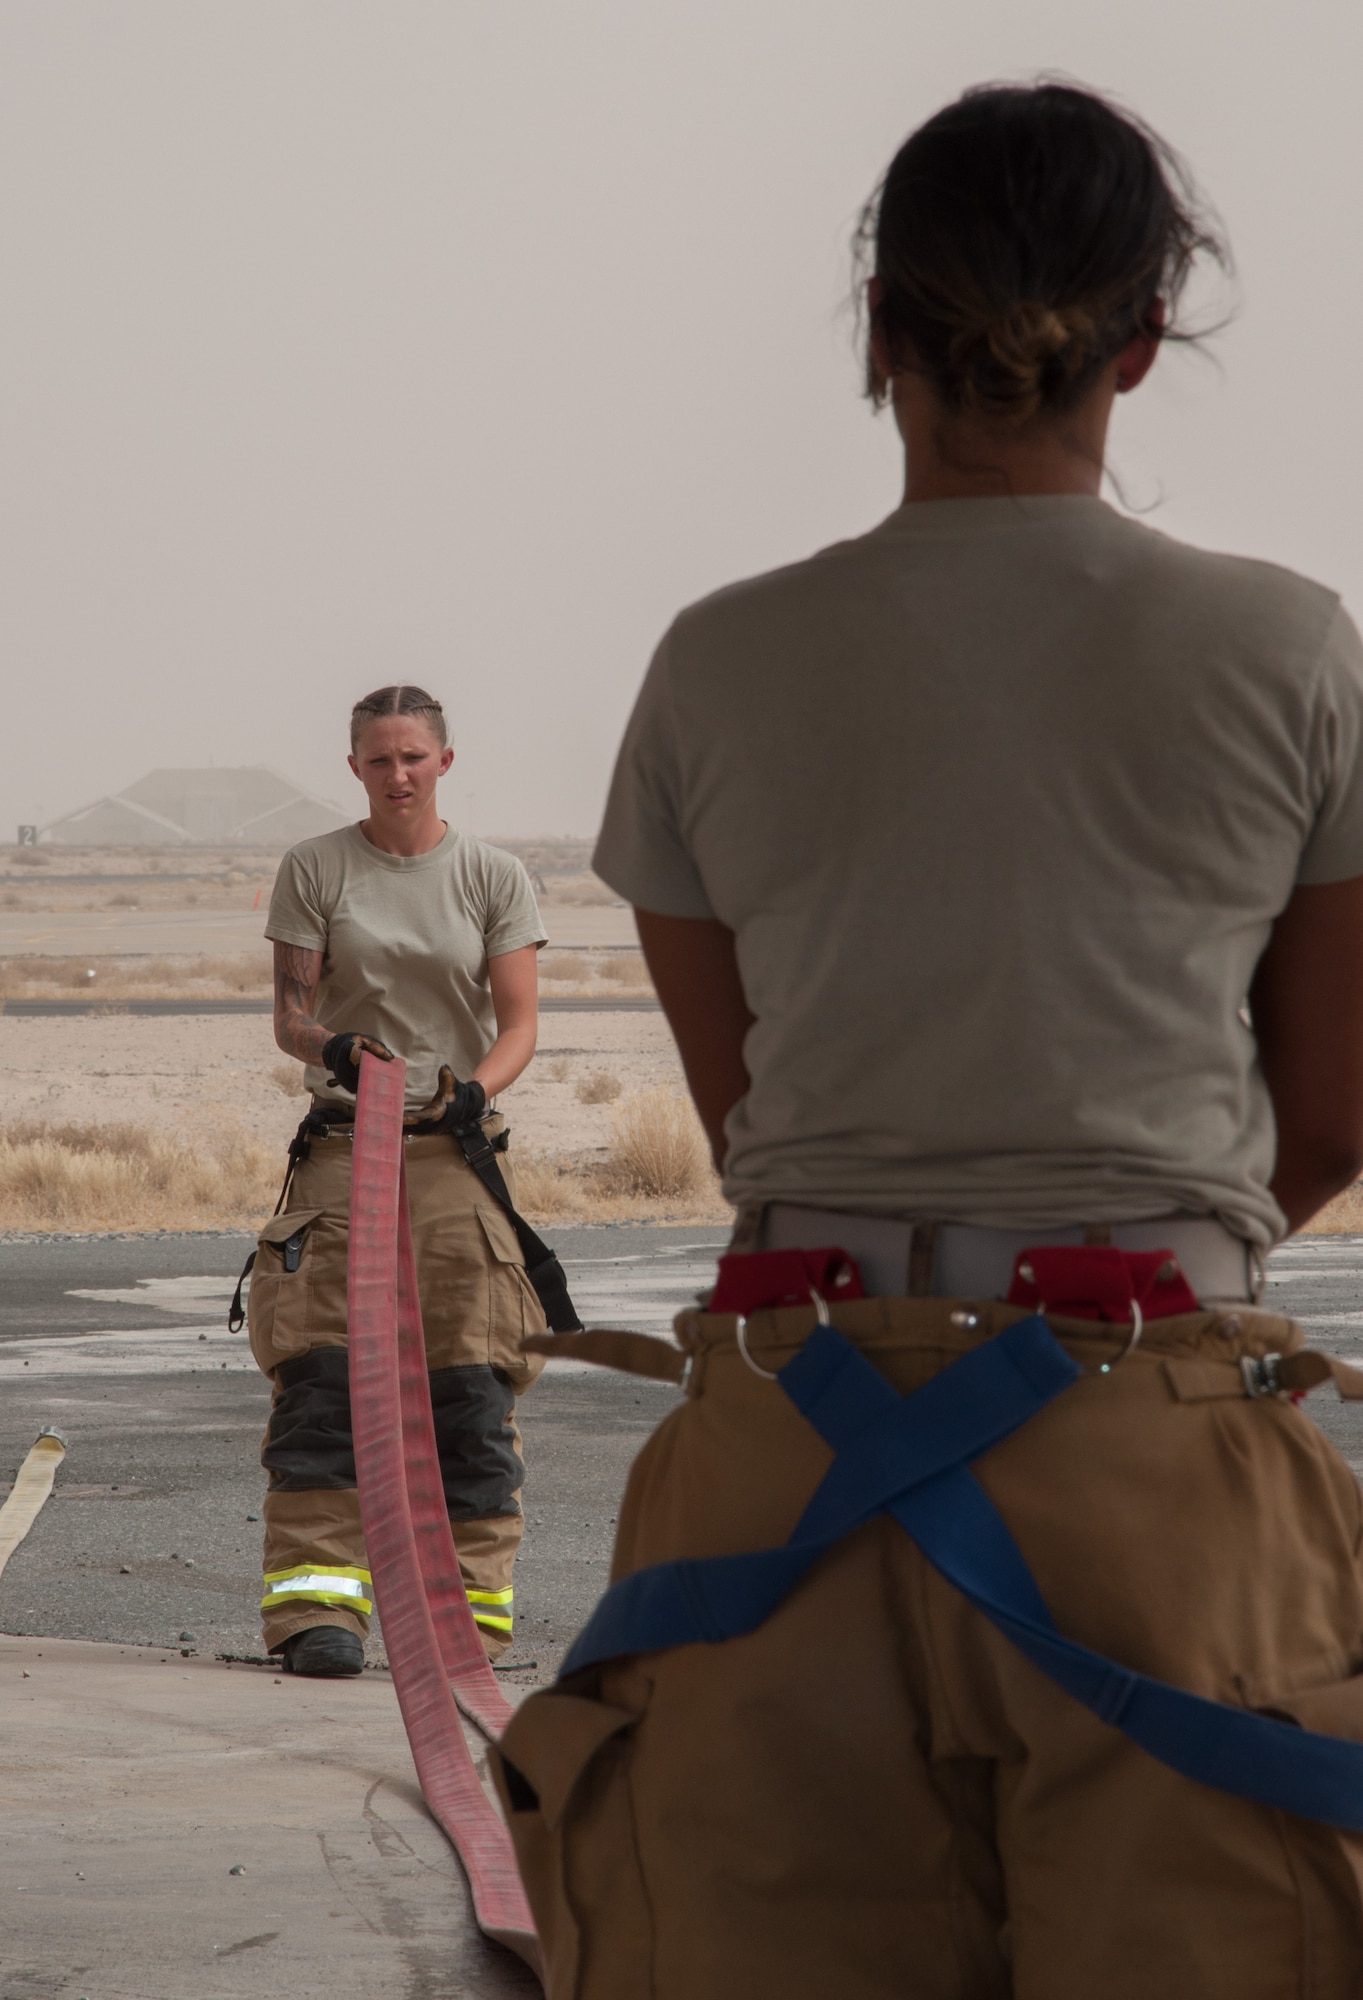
left=497, top=1297, right=1363, bottom=1999
left=247, top=1115, right=545, bottom=1660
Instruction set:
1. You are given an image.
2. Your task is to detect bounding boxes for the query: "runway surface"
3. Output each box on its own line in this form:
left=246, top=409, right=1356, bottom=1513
left=0, top=901, right=639, bottom=957
left=3, top=995, right=659, bottom=1015
left=0, top=1224, right=722, bottom=1681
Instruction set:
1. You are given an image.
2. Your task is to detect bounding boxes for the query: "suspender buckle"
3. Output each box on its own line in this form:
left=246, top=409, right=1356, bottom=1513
left=1241, top=1352, right=1284, bottom=1398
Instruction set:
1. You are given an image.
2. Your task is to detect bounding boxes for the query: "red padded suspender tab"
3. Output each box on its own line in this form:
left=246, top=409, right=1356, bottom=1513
left=1007, top=1245, right=1200, bottom=1322
left=349, top=1051, right=541, bottom=1982
left=710, top=1248, right=864, bottom=1316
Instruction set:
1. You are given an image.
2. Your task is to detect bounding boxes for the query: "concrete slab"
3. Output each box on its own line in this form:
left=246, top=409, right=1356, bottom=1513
left=0, top=1635, right=538, bottom=2000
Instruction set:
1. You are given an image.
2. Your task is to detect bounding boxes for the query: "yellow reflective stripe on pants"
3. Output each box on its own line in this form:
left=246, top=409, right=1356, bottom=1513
left=261, top=1564, right=373, bottom=1615
left=467, top=1585, right=514, bottom=1634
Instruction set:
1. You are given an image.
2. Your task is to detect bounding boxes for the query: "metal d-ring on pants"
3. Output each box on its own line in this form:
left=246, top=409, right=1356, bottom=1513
left=245, top=1112, right=546, bottom=1658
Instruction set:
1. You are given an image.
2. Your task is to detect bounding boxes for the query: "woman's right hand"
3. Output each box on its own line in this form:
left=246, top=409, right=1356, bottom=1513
left=321, top=1031, right=396, bottom=1094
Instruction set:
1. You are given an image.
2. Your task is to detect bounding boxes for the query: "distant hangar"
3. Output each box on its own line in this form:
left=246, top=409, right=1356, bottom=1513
left=42, top=767, right=350, bottom=846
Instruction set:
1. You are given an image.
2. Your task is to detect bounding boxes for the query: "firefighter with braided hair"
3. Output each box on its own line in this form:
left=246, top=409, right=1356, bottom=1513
left=246, top=683, right=547, bottom=1677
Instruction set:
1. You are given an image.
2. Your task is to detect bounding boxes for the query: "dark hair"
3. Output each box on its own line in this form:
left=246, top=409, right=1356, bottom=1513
left=857, top=82, right=1227, bottom=424
left=349, top=683, right=448, bottom=752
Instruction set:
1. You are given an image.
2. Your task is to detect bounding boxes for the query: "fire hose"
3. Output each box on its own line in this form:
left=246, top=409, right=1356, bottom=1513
left=348, top=1050, right=541, bottom=1982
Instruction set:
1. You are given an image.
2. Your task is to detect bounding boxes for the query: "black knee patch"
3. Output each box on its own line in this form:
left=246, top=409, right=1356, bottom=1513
left=264, top=1351, right=521, bottom=1515
left=263, top=1347, right=356, bottom=1490
left=429, top=1364, right=522, bottom=1520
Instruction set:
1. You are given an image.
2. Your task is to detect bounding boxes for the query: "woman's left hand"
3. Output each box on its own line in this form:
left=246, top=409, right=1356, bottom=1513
left=405, top=1065, right=487, bottom=1131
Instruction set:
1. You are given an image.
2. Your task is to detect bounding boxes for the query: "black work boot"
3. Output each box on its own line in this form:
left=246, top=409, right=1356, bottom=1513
left=281, top=1626, right=365, bottom=1678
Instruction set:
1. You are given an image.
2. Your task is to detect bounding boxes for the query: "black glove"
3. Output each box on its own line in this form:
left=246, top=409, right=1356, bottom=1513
left=321, top=1031, right=395, bottom=1095
left=404, top=1064, right=487, bottom=1133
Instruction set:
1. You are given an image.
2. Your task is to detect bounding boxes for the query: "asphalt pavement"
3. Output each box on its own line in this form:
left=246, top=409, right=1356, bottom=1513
left=7, top=1227, right=1363, bottom=1681
left=0, top=1224, right=722, bottom=1681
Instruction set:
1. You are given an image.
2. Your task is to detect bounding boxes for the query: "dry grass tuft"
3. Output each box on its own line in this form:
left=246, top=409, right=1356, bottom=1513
left=0, top=1112, right=728, bottom=1233
left=510, top=1144, right=727, bottom=1225
left=602, top=1089, right=710, bottom=1200
left=574, top=1069, right=622, bottom=1106
left=542, top=953, right=592, bottom=984
left=0, top=1119, right=279, bottom=1231
left=0, top=951, right=272, bottom=1001
left=0, top=945, right=647, bottom=1003
left=539, top=948, right=653, bottom=998
left=271, top=1062, right=308, bottom=1097
left=542, top=873, right=623, bottom=907
left=599, top=952, right=647, bottom=986
left=510, top=1152, right=591, bottom=1221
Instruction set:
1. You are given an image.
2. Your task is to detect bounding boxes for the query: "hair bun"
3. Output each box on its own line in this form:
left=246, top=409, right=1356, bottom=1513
left=950, top=300, right=1097, bottom=421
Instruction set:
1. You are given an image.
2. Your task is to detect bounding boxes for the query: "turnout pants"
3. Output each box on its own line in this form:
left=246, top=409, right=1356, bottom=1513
left=246, top=1115, right=545, bottom=1660
left=497, top=1297, right=1363, bottom=1999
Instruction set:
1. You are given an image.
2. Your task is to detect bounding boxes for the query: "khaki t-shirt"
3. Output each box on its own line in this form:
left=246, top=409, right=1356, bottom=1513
left=593, top=496, right=1363, bottom=1246
left=266, top=823, right=546, bottom=1108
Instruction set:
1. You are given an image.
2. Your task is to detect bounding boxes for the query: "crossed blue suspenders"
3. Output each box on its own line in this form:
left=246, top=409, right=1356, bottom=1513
left=562, top=1314, right=1363, bottom=1832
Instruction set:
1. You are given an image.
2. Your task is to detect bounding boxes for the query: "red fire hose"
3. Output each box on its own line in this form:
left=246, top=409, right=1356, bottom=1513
left=348, top=1051, right=541, bottom=1981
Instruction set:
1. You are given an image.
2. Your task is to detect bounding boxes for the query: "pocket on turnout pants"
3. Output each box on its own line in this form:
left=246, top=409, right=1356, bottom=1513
left=246, top=1207, right=332, bottom=1374
left=493, top=1683, right=652, bottom=2000
left=1245, top=1654, right=1363, bottom=1984
left=476, top=1202, right=548, bottom=1386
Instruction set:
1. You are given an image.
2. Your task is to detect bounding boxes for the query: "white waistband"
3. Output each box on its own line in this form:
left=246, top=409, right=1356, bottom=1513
left=757, top=1203, right=1262, bottom=1306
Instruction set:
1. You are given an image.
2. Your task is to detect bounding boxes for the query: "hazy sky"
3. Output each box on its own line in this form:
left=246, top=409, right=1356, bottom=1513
left=4, top=1, right=1362, bottom=841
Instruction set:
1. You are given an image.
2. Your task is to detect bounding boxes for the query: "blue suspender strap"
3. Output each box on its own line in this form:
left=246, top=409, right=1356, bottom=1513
left=560, top=1316, right=1074, bottom=1672
left=561, top=1315, right=1363, bottom=1834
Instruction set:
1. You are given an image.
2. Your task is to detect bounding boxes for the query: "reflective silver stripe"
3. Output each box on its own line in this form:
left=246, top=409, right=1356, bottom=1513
left=260, top=1568, right=374, bottom=1613
left=264, top=1571, right=369, bottom=1600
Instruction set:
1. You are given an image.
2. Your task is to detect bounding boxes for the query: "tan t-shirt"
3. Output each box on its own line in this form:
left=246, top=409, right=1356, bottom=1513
left=266, top=823, right=546, bottom=1108
left=593, top=496, right=1363, bottom=1246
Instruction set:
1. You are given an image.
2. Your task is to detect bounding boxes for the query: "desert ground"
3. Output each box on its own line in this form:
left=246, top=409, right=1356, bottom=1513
left=0, top=1004, right=730, bottom=1232
left=0, top=843, right=731, bottom=1230
left=3, top=841, right=1361, bottom=1237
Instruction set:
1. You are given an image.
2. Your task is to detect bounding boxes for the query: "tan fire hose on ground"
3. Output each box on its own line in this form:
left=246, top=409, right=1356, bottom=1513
left=0, top=1430, right=67, bottom=1584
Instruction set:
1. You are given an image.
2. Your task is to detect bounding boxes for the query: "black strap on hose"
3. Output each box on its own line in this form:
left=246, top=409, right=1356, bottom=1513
left=455, top=1125, right=583, bottom=1334
left=227, top=1113, right=324, bottom=1333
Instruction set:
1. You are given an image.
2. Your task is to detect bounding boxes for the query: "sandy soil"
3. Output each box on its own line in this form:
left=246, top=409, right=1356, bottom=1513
left=2, top=1007, right=694, bottom=1169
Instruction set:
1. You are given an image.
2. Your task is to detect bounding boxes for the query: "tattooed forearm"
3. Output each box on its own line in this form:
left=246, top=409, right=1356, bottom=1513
left=273, top=942, right=329, bottom=1063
